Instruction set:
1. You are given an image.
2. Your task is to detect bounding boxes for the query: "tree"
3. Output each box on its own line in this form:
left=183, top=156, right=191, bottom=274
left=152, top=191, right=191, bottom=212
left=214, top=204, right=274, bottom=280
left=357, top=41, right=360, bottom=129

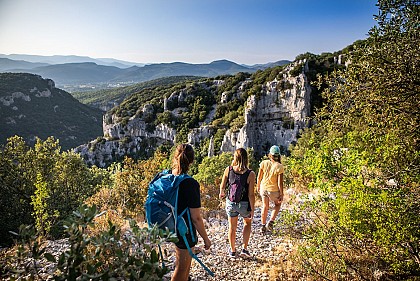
left=0, top=136, right=112, bottom=244
left=284, top=1, right=420, bottom=279
left=0, top=136, right=34, bottom=246
left=86, top=152, right=169, bottom=222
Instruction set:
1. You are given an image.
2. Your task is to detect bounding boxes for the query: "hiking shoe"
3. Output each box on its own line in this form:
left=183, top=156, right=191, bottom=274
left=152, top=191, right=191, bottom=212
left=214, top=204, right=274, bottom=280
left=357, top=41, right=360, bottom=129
left=267, top=220, right=275, bottom=231
left=228, top=248, right=236, bottom=258
left=240, top=248, right=251, bottom=258
left=261, top=224, right=267, bottom=233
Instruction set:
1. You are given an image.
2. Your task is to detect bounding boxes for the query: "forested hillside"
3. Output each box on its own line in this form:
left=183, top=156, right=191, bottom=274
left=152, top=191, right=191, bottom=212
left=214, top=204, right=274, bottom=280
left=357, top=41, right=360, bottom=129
left=71, top=76, right=204, bottom=111
left=0, top=1, right=418, bottom=280
left=0, top=73, right=103, bottom=150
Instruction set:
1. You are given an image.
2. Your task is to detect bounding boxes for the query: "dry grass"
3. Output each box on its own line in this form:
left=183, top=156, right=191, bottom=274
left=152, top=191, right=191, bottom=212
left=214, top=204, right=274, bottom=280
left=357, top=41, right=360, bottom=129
left=255, top=243, right=309, bottom=281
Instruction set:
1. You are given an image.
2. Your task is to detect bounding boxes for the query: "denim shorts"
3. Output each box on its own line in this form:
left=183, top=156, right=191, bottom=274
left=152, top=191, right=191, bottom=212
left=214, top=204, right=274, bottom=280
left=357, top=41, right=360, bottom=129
left=225, top=199, right=251, bottom=218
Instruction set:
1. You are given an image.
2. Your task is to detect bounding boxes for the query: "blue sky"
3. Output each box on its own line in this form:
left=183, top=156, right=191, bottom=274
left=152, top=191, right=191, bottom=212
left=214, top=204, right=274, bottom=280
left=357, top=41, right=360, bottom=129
left=0, top=0, right=378, bottom=65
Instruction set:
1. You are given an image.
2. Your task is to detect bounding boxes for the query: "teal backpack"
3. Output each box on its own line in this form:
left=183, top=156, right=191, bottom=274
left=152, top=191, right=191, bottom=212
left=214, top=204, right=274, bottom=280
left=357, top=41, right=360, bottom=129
left=145, top=170, right=214, bottom=277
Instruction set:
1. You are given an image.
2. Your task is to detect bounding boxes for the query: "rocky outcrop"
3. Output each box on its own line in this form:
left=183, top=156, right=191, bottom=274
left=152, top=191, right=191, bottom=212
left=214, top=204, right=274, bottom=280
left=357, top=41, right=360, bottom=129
left=220, top=63, right=311, bottom=156
left=76, top=116, right=176, bottom=167
left=103, top=115, right=176, bottom=142
left=76, top=60, right=316, bottom=165
left=188, top=126, right=214, bottom=146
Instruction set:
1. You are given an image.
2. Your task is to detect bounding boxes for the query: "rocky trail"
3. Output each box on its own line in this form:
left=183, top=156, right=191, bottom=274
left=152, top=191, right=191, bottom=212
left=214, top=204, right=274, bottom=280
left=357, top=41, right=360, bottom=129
left=163, top=202, right=305, bottom=281
left=2, top=197, right=308, bottom=281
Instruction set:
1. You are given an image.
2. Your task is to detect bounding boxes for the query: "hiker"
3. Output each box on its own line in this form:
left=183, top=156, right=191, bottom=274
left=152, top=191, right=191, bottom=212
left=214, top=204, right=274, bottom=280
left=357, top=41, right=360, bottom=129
left=171, top=144, right=212, bottom=281
left=257, top=145, right=284, bottom=233
left=219, top=148, right=256, bottom=258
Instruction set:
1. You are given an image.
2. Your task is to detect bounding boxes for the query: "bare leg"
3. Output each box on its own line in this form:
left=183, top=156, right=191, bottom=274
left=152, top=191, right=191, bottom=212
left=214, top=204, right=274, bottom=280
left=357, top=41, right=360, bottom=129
left=261, top=196, right=270, bottom=225
left=242, top=217, right=252, bottom=249
left=172, top=247, right=192, bottom=281
left=228, top=216, right=238, bottom=252
left=269, top=202, right=282, bottom=223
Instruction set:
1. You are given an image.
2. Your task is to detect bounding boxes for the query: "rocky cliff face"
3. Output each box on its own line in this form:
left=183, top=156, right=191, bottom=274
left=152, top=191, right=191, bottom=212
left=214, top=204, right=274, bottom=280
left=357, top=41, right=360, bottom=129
left=75, top=60, right=316, bottom=166
left=221, top=61, right=311, bottom=155
left=75, top=114, right=176, bottom=167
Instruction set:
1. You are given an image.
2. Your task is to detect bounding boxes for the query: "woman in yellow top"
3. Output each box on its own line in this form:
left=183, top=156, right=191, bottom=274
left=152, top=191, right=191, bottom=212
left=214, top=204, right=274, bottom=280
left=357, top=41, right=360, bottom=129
left=256, top=145, right=284, bottom=233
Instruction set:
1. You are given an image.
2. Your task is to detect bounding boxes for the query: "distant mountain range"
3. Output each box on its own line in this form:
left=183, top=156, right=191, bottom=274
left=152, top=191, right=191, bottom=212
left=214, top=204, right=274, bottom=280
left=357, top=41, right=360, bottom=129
left=0, top=54, right=145, bottom=68
left=0, top=54, right=291, bottom=90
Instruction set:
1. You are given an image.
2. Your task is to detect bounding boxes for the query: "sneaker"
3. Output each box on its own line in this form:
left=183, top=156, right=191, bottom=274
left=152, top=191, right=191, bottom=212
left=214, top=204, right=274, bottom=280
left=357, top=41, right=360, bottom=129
left=240, top=248, right=251, bottom=258
left=228, top=248, right=236, bottom=258
left=267, top=220, right=275, bottom=231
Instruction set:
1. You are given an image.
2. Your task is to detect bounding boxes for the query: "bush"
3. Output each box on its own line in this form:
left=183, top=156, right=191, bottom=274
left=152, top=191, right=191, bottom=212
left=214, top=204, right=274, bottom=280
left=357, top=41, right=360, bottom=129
left=0, top=136, right=108, bottom=245
left=279, top=1, right=420, bottom=279
left=194, top=153, right=233, bottom=211
left=1, top=205, right=176, bottom=280
left=86, top=152, right=169, bottom=222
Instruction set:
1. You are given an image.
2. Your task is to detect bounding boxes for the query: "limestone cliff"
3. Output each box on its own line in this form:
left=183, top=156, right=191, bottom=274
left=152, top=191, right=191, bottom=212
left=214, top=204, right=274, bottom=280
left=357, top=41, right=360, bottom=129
left=221, top=61, right=312, bottom=155
left=75, top=56, right=345, bottom=166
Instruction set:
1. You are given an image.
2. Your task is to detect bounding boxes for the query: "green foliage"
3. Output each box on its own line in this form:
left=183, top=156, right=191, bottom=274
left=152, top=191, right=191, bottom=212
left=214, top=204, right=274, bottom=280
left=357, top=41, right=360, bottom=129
left=156, top=111, right=175, bottom=127
left=194, top=152, right=233, bottom=186
left=87, top=152, right=169, bottom=219
left=71, top=76, right=202, bottom=107
left=31, top=173, right=58, bottom=236
left=289, top=63, right=303, bottom=77
left=0, top=136, right=35, bottom=246
left=282, top=1, right=420, bottom=279
left=0, top=136, right=111, bottom=246
left=1, top=205, right=176, bottom=280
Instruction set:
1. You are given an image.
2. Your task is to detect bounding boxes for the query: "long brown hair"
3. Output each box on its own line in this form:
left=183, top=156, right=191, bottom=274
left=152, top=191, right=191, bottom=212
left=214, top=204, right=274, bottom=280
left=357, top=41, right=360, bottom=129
left=232, top=148, right=249, bottom=171
left=172, top=143, right=194, bottom=174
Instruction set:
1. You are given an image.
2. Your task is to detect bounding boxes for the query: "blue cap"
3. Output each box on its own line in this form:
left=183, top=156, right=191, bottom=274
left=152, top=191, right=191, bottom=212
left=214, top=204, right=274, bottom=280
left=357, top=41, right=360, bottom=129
left=269, top=145, right=280, bottom=155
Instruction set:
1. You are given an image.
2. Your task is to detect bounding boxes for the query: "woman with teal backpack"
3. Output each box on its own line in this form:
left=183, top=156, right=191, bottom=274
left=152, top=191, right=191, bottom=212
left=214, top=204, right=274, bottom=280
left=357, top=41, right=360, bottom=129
left=171, top=144, right=212, bottom=281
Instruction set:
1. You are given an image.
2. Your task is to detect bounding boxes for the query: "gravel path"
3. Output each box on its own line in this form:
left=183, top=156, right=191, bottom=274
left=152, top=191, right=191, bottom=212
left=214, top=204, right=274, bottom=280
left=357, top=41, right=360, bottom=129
left=3, top=194, right=308, bottom=281
left=164, top=204, right=302, bottom=281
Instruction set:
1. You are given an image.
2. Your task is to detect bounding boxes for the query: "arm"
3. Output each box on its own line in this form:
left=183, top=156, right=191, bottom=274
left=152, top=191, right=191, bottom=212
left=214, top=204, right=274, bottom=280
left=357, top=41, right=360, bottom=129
left=277, top=173, right=284, bottom=202
left=256, top=167, right=263, bottom=194
left=219, top=166, right=229, bottom=199
left=189, top=207, right=211, bottom=250
left=247, top=171, right=256, bottom=218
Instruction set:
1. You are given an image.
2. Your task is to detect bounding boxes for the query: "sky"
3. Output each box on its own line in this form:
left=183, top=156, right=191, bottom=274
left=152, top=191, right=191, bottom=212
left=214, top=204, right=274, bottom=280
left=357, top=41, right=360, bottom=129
left=0, top=0, right=378, bottom=65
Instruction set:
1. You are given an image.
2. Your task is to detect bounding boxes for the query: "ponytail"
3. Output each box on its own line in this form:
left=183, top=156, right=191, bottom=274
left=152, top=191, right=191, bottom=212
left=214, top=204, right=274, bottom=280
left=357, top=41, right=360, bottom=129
left=232, top=148, right=249, bottom=171
left=172, top=144, right=194, bottom=174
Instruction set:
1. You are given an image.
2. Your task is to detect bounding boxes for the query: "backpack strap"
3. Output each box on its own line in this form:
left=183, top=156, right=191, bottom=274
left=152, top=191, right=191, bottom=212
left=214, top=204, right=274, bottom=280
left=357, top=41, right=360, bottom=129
left=180, top=232, right=215, bottom=277
left=172, top=173, right=191, bottom=234
left=178, top=208, right=196, bottom=243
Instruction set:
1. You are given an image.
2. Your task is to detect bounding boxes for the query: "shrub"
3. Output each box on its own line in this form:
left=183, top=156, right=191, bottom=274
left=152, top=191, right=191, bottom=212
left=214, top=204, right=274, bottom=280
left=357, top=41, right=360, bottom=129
left=86, top=152, right=169, bottom=222
left=279, top=1, right=420, bottom=279
left=0, top=136, right=107, bottom=245
left=1, top=205, right=176, bottom=280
